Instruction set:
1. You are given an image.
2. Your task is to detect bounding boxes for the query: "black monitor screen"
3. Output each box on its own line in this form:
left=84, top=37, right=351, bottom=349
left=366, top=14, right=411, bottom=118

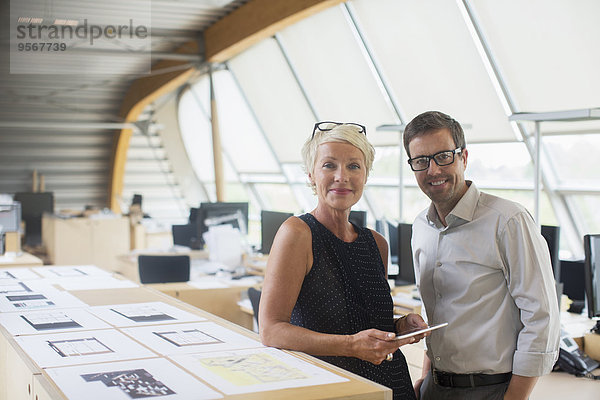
left=560, top=259, right=585, bottom=301
left=349, top=210, right=367, bottom=228
left=541, top=225, right=560, bottom=281
left=375, top=219, right=399, bottom=270
left=13, top=192, right=54, bottom=246
left=196, top=202, right=249, bottom=245
left=260, top=210, right=293, bottom=254
left=584, top=234, right=600, bottom=319
left=397, top=223, right=415, bottom=285
left=171, top=224, right=200, bottom=249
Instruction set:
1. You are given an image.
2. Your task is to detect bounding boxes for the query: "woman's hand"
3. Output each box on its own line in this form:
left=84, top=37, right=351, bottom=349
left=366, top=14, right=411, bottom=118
left=348, top=329, right=416, bottom=364
left=396, top=313, right=429, bottom=343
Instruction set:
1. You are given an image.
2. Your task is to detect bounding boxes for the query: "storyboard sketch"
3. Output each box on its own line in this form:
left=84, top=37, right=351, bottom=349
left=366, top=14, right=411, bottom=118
left=0, top=280, right=88, bottom=312
left=89, top=302, right=205, bottom=327
left=50, top=276, right=139, bottom=291
left=121, top=321, right=263, bottom=355
left=0, top=268, right=41, bottom=281
left=0, top=308, right=111, bottom=335
left=32, top=265, right=112, bottom=278
left=170, top=347, right=348, bottom=395
left=46, top=358, right=223, bottom=400
left=15, top=329, right=157, bottom=368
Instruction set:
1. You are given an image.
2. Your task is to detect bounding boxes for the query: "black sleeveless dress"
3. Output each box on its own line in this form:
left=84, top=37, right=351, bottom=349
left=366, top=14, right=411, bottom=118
left=291, top=214, right=415, bottom=400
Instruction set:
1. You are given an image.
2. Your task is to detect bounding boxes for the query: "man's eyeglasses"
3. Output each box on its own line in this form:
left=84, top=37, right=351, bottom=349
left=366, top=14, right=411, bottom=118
left=408, top=148, right=462, bottom=171
left=312, top=121, right=366, bottom=139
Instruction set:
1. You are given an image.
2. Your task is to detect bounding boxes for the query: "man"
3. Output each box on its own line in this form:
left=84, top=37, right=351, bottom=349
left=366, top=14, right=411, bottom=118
left=403, top=111, right=560, bottom=400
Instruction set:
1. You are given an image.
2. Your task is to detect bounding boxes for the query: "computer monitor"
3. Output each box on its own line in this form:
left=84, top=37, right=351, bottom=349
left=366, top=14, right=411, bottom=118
left=0, top=202, right=21, bottom=233
left=349, top=210, right=367, bottom=228
left=375, top=219, right=399, bottom=274
left=583, top=235, right=600, bottom=328
left=188, top=207, right=199, bottom=224
left=196, top=202, right=249, bottom=245
left=260, top=210, right=293, bottom=254
left=13, top=192, right=54, bottom=246
left=396, top=223, right=415, bottom=286
left=171, top=224, right=201, bottom=249
left=541, top=225, right=561, bottom=281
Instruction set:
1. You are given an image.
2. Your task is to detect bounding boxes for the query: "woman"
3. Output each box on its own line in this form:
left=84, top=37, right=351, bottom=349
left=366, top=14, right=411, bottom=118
left=259, top=121, right=428, bottom=399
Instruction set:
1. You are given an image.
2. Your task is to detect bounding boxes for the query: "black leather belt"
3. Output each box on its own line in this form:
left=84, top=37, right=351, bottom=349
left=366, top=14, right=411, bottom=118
left=432, top=370, right=512, bottom=388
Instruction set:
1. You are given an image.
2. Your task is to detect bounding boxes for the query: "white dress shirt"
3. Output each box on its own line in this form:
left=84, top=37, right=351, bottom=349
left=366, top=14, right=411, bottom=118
left=412, top=182, right=560, bottom=376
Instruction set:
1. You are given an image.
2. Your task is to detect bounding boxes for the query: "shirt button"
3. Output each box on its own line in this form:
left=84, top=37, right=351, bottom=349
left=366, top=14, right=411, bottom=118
left=436, top=261, right=442, bottom=267
left=435, top=356, right=441, bottom=361
left=436, top=293, right=442, bottom=298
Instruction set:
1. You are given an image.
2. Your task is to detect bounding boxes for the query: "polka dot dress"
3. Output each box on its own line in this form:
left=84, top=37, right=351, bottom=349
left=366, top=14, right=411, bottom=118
left=291, top=214, right=415, bottom=400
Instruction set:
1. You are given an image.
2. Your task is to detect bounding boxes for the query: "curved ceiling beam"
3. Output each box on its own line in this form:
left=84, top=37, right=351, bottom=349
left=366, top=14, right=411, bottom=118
left=205, top=0, right=346, bottom=63
left=110, top=0, right=345, bottom=212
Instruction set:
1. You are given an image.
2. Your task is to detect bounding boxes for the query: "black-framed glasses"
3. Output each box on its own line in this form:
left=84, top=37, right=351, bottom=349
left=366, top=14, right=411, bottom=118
left=312, top=121, right=366, bottom=139
left=407, top=148, right=462, bottom=171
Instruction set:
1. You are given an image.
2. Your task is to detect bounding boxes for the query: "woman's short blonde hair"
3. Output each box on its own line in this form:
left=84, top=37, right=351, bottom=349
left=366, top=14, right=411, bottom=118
left=301, top=123, right=375, bottom=193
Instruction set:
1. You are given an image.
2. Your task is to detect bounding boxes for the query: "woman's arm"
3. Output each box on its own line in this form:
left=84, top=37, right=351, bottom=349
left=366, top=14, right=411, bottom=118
left=259, top=217, right=413, bottom=364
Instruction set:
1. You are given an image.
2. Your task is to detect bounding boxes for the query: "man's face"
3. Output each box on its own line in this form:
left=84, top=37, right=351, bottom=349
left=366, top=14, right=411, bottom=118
left=408, top=128, right=468, bottom=214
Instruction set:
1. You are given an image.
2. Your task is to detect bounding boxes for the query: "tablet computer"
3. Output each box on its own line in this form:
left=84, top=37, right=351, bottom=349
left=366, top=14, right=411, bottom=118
left=395, top=322, right=448, bottom=340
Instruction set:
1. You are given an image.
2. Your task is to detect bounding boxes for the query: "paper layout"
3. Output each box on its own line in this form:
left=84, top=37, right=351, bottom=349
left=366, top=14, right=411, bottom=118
left=51, top=276, right=139, bottom=291
left=121, top=321, right=263, bottom=356
left=0, top=268, right=41, bottom=280
left=0, top=308, right=111, bottom=335
left=46, top=358, right=223, bottom=400
left=0, top=280, right=87, bottom=312
left=170, top=347, right=348, bottom=395
left=187, top=277, right=230, bottom=289
left=89, top=302, right=205, bottom=327
left=15, top=329, right=157, bottom=368
left=32, top=265, right=112, bottom=278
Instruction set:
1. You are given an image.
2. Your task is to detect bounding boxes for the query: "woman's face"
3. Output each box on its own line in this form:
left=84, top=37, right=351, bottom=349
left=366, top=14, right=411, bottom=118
left=309, top=141, right=367, bottom=212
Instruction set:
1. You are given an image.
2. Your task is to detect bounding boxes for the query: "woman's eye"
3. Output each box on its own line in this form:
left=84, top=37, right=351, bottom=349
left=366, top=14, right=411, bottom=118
left=349, top=163, right=361, bottom=170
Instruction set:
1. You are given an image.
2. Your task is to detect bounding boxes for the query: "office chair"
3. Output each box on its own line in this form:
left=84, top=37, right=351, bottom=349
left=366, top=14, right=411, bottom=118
left=247, top=286, right=262, bottom=329
left=138, top=255, right=190, bottom=284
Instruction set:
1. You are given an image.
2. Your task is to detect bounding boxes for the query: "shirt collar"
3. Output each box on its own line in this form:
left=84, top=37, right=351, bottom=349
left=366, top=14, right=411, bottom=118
left=426, top=181, right=479, bottom=228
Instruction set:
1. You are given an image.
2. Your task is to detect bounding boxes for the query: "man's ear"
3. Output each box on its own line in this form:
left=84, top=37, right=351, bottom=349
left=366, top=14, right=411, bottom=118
left=461, top=148, right=468, bottom=167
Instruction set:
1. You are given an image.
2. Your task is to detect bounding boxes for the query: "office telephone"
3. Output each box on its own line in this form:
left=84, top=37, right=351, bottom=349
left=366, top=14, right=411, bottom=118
left=556, top=334, right=599, bottom=376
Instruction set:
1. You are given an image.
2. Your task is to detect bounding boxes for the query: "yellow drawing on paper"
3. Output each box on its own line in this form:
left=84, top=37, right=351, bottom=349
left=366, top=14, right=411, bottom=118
left=198, top=352, right=310, bottom=386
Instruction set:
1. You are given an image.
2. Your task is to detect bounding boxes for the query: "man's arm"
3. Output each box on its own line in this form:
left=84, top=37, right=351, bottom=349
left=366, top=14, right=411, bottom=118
left=413, top=351, right=431, bottom=398
left=503, top=375, right=538, bottom=400
left=501, top=212, right=560, bottom=376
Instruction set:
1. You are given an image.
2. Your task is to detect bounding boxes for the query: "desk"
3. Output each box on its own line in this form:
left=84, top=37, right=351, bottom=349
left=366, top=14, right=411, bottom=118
left=148, top=282, right=255, bottom=331
left=0, top=252, right=43, bottom=267
left=115, top=249, right=260, bottom=330
left=0, top=267, right=391, bottom=400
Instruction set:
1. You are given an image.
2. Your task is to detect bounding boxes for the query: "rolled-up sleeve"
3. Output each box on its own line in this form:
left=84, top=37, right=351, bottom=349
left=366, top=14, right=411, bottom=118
left=501, top=212, right=560, bottom=376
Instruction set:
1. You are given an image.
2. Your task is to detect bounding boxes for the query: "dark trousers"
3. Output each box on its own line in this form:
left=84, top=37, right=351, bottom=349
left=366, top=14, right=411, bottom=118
left=420, top=371, right=510, bottom=400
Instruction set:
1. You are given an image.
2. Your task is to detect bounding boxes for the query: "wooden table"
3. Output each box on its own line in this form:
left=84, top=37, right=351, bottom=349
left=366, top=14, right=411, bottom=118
left=0, top=268, right=391, bottom=400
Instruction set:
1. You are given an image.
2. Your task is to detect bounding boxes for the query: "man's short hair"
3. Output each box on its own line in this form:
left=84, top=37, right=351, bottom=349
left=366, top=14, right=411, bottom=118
left=403, top=111, right=466, bottom=158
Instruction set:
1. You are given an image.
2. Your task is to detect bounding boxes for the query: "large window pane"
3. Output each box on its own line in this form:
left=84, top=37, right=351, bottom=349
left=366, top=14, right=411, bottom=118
left=277, top=5, right=399, bottom=146
left=466, top=142, right=534, bottom=187
left=568, top=195, right=600, bottom=235
left=252, top=184, right=301, bottom=214
left=213, top=70, right=280, bottom=174
left=351, top=0, right=515, bottom=143
left=472, top=0, right=600, bottom=111
left=228, top=38, right=316, bottom=163
left=544, top=134, right=600, bottom=186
